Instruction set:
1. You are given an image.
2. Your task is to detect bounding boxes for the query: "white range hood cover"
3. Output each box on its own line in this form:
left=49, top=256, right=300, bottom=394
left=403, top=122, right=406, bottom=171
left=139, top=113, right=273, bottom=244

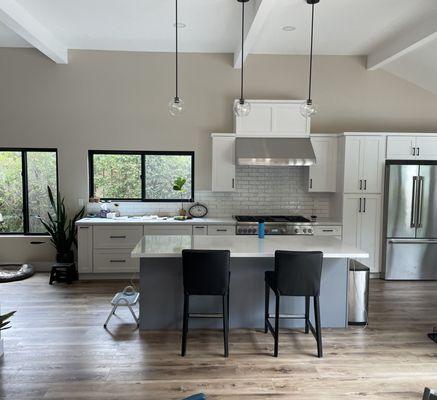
left=235, top=137, right=316, bottom=166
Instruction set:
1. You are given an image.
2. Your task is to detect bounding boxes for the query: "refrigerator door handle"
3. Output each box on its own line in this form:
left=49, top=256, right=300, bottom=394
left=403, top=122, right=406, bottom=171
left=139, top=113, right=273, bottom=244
left=410, top=176, right=417, bottom=228
left=388, top=239, right=437, bottom=244
left=417, top=176, right=424, bottom=228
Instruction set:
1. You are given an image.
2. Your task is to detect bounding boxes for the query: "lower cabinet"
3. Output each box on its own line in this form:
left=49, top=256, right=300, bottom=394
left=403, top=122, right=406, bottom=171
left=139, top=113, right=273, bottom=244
left=342, top=194, right=382, bottom=272
left=313, top=225, right=342, bottom=240
left=93, top=250, right=139, bottom=273
left=207, top=225, right=236, bottom=235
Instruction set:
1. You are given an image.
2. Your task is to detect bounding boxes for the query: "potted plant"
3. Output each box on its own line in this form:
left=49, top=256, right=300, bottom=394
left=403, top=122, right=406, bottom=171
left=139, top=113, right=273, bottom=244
left=0, top=310, right=15, bottom=331
left=38, top=186, right=85, bottom=264
left=173, top=177, right=187, bottom=217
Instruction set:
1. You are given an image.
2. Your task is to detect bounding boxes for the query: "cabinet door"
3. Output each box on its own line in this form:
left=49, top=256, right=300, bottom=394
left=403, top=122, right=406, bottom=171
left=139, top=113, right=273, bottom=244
left=212, top=136, right=235, bottom=192
left=343, top=137, right=362, bottom=193
left=359, top=195, right=382, bottom=273
left=416, top=137, right=437, bottom=160
left=342, top=195, right=362, bottom=248
left=272, top=103, right=309, bottom=135
left=386, top=136, right=415, bottom=160
left=235, top=103, right=272, bottom=134
left=78, top=226, right=93, bottom=273
left=192, top=225, right=208, bottom=236
left=309, top=137, right=337, bottom=192
left=361, top=137, right=384, bottom=194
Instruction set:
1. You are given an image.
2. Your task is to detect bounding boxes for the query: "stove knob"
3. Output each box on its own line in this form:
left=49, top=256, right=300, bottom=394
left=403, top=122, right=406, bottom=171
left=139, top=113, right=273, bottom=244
left=242, top=228, right=247, bottom=234
left=303, top=228, right=307, bottom=233
left=307, top=228, right=313, bottom=234
left=294, top=228, right=300, bottom=234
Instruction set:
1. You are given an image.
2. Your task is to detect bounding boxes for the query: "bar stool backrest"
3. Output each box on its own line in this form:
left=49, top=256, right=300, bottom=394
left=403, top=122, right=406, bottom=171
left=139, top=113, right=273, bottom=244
left=182, top=249, right=230, bottom=295
left=275, top=250, right=323, bottom=296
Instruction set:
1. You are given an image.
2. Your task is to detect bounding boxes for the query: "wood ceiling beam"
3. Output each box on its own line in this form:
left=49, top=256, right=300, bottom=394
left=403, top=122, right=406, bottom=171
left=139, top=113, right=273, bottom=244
left=367, top=16, right=437, bottom=71
left=0, top=0, right=68, bottom=64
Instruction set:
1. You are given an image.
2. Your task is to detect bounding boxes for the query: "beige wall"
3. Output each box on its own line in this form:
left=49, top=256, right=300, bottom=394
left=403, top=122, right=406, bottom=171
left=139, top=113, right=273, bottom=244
left=1, top=48, right=437, bottom=263
left=1, top=48, right=437, bottom=210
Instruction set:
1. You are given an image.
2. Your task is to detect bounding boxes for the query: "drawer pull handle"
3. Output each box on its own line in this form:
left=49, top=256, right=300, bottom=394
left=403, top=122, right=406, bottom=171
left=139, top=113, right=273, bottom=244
left=216, top=229, right=228, bottom=232
left=30, top=241, right=46, bottom=245
left=110, top=235, right=127, bottom=239
left=110, top=259, right=126, bottom=263
left=195, top=226, right=205, bottom=229
left=322, top=229, right=334, bottom=232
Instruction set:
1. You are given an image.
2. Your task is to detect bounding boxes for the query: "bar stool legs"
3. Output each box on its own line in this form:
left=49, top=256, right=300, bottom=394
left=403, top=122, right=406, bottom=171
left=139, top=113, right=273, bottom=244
left=181, top=292, right=229, bottom=358
left=181, top=294, right=189, bottom=357
left=265, top=288, right=323, bottom=358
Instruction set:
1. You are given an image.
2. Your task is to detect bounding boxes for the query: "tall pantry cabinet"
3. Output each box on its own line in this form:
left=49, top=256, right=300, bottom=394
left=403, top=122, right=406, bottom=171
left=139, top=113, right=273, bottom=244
left=340, top=134, right=385, bottom=273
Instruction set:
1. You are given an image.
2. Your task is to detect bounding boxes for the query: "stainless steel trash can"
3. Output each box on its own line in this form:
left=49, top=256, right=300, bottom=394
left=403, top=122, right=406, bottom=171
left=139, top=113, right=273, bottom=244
left=348, top=260, right=370, bottom=326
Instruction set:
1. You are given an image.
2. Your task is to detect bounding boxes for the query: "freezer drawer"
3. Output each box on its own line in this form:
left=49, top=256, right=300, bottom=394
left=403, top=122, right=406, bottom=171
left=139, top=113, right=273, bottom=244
left=385, top=239, right=437, bottom=280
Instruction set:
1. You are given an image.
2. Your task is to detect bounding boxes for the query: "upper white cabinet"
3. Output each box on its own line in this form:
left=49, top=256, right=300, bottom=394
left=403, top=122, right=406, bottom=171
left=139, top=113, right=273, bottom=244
left=308, top=136, right=338, bottom=192
left=235, top=100, right=310, bottom=136
left=211, top=134, right=235, bottom=192
left=343, top=136, right=385, bottom=194
left=387, top=136, right=437, bottom=160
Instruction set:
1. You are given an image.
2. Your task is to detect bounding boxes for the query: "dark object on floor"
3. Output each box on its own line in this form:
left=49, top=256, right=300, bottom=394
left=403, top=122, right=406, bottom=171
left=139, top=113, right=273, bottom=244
left=181, top=249, right=230, bottom=358
left=428, top=326, right=437, bottom=343
left=423, top=387, right=437, bottom=400
left=0, top=264, right=34, bottom=283
left=49, top=262, right=77, bottom=284
left=183, top=394, right=206, bottom=400
left=265, top=250, right=323, bottom=358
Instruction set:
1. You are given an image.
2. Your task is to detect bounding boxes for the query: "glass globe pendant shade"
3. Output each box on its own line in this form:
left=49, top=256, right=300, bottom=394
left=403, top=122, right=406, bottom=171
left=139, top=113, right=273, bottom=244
left=300, top=100, right=318, bottom=118
left=169, top=97, right=184, bottom=116
left=233, top=99, right=251, bottom=117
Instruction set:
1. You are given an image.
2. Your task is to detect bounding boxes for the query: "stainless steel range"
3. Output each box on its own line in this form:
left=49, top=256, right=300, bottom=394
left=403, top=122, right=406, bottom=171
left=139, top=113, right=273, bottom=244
left=234, top=215, right=314, bottom=235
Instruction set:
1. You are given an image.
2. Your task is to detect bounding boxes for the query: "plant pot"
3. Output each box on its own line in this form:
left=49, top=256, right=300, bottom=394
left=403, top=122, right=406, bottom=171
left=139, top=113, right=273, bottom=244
left=56, top=251, right=74, bottom=264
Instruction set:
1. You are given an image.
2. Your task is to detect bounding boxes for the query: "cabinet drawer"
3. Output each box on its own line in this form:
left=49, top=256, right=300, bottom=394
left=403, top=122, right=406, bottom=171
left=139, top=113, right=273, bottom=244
left=93, top=226, right=143, bottom=249
left=144, top=226, right=193, bottom=235
left=207, top=225, right=236, bottom=235
left=192, top=225, right=208, bottom=236
left=93, top=250, right=139, bottom=273
left=313, top=226, right=342, bottom=236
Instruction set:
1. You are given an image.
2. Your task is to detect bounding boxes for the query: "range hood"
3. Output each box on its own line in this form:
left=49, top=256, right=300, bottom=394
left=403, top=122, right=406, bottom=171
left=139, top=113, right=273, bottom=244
left=235, top=137, right=316, bottom=166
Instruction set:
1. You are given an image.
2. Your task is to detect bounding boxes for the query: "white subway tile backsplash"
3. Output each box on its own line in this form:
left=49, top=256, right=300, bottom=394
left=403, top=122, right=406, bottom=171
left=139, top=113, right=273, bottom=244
left=86, top=166, right=331, bottom=219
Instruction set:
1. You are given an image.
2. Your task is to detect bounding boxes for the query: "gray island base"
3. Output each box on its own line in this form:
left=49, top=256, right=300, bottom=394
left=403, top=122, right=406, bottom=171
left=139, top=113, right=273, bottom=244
left=132, top=235, right=369, bottom=330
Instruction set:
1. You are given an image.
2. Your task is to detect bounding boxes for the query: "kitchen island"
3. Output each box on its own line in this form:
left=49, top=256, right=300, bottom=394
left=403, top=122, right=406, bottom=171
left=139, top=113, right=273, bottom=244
left=131, top=235, right=368, bottom=330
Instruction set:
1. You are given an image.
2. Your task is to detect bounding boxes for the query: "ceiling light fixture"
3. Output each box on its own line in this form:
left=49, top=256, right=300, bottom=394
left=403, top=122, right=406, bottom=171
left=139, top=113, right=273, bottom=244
left=300, top=0, right=320, bottom=118
left=169, top=0, right=184, bottom=116
left=233, top=0, right=251, bottom=118
left=282, top=25, right=296, bottom=32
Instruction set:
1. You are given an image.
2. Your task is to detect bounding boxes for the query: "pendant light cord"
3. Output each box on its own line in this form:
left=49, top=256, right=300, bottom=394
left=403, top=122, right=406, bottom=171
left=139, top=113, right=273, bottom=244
left=308, top=3, right=315, bottom=103
left=240, top=0, right=245, bottom=103
left=175, top=0, right=179, bottom=101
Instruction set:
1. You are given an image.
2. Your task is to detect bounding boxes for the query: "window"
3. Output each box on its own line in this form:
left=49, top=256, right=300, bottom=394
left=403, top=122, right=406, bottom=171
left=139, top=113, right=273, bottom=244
left=0, top=149, right=58, bottom=234
left=89, top=151, right=194, bottom=202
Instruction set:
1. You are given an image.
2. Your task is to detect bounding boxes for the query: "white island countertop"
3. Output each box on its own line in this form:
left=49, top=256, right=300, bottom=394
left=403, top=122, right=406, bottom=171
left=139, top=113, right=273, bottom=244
left=76, top=216, right=236, bottom=226
left=131, top=235, right=369, bottom=259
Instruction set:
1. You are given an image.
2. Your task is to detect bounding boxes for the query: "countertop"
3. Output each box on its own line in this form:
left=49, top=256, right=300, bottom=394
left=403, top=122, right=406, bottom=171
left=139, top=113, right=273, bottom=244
left=131, top=235, right=368, bottom=259
left=76, top=217, right=236, bottom=226
left=76, top=217, right=342, bottom=227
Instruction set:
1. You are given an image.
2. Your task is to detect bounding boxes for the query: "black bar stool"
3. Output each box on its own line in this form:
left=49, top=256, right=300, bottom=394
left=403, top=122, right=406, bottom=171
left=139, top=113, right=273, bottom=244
left=264, top=250, right=323, bottom=358
left=181, top=249, right=230, bottom=357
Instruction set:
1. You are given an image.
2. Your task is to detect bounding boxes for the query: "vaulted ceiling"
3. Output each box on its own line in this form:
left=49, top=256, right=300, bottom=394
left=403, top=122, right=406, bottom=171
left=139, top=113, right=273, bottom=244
left=1, top=0, right=437, bottom=93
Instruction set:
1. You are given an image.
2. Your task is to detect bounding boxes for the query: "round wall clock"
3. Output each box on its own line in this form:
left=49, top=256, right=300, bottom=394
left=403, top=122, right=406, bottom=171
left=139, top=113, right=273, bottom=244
left=188, top=203, right=208, bottom=218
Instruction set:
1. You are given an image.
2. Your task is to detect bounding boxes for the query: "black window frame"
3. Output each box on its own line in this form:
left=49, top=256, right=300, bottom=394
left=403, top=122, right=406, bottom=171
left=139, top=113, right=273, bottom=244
left=88, top=150, right=195, bottom=202
left=0, top=147, right=59, bottom=236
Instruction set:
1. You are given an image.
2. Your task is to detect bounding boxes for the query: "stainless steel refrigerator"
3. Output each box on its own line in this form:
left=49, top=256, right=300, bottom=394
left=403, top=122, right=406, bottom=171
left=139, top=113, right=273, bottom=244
left=383, top=161, right=437, bottom=280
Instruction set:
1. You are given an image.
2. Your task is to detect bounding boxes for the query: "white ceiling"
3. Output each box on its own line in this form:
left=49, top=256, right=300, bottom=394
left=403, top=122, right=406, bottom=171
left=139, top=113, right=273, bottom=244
left=0, top=0, right=437, bottom=93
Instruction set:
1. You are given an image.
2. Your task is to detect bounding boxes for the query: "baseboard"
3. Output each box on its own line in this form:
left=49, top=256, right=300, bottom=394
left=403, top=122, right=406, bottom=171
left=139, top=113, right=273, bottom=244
left=79, top=273, right=139, bottom=281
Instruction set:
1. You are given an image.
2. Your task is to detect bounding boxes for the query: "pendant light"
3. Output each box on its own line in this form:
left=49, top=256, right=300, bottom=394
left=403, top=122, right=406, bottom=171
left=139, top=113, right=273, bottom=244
left=169, top=0, right=184, bottom=116
left=300, top=0, right=320, bottom=118
left=233, top=0, right=251, bottom=118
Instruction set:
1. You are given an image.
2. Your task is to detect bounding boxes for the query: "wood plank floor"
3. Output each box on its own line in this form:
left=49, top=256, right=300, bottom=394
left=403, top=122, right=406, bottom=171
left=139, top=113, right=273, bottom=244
left=1, top=274, right=437, bottom=399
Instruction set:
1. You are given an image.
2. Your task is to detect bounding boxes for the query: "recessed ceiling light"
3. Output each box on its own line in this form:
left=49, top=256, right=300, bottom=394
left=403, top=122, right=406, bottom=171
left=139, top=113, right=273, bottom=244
left=282, top=25, right=296, bottom=32
left=173, top=22, right=186, bottom=28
